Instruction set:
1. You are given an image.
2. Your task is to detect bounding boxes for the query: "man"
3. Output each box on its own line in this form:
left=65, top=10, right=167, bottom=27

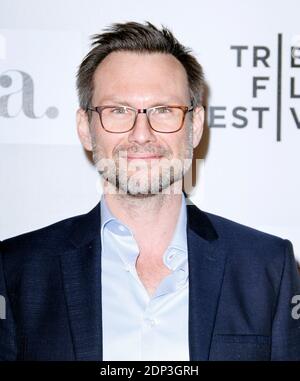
left=0, top=21, right=300, bottom=361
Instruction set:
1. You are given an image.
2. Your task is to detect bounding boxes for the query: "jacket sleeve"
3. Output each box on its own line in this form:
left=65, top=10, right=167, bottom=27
left=0, top=243, right=17, bottom=361
left=271, top=239, right=300, bottom=360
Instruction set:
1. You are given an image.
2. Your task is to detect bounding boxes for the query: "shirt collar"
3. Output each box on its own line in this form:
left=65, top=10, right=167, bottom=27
left=100, top=194, right=133, bottom=237
left=100, top=193, right=188, bottom=270
left=167, top=193, right=187, bottom=253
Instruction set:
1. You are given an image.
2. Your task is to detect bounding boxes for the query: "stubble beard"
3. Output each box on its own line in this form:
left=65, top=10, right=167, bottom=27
left=91, top=128, right=193, bottom=197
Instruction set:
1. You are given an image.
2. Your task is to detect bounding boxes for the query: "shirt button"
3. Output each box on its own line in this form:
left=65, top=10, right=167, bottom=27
left=144, top=318, right=157, bottom=328
left=118, top=225, right=126, bottom=232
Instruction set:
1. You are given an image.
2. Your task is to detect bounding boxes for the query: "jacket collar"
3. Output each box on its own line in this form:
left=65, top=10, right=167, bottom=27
left=69, top=197, right=219, bottom=248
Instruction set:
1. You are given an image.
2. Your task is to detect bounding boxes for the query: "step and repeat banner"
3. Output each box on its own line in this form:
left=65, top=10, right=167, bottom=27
left=0, top=0, right=299, bottom=260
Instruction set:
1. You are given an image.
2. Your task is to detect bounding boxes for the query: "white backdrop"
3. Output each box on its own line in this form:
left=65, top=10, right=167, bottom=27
left=0, top=0, right=299, bottom=260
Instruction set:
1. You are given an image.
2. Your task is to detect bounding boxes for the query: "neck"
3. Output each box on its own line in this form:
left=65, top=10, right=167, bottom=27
left=103, top=182, right=183, bottom=249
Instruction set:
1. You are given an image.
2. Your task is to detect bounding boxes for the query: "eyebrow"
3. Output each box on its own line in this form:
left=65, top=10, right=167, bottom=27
left=96, top=97, right=187, bottom=107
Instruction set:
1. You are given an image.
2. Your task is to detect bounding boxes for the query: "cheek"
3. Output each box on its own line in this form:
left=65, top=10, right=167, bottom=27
left=175, top=128, right=190, bottom=153
left=92, top=129, right=118, bottom=158
left=158, top=132, right=187, bottom=157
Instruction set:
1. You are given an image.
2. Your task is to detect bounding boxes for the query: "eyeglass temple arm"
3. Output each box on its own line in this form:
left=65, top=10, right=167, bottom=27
left=86, top=106, right=96, bottom=112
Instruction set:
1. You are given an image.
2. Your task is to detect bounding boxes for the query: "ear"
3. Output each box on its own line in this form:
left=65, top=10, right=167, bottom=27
left=192, top=106, right=204, bottom=148
left=76, top=108, right=93, bottom=151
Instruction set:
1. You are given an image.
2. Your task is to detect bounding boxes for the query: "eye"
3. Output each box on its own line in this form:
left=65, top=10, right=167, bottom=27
left=110, top=107, right=128, bottom=114
left=155, top=106, right=172, bottom=114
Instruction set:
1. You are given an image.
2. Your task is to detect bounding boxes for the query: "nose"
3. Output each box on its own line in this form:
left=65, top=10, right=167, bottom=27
left=128, top=110, right=157, bottom=145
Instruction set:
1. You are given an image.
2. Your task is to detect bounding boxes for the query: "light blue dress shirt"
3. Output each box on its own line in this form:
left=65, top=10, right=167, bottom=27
left=101, top=193, right=189, bottom=361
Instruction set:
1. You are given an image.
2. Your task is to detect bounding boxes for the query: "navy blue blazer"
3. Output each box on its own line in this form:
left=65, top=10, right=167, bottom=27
left=1, top=201, right=300, bottom=361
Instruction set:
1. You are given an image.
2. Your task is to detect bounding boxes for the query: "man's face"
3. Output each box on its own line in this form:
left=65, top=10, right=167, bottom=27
left=77, top=51, right=204, bottom=195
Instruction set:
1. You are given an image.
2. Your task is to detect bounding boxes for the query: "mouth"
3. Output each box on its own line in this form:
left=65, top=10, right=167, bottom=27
left=126, top=155, right=163, bottom=160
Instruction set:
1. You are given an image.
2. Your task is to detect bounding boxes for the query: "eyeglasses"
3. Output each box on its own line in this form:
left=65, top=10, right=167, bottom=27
left=86, top=105, right=194, bottom=133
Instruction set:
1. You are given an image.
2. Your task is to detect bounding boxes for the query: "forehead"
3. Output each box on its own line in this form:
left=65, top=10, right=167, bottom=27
left=92, top=51, right=190, bottom=104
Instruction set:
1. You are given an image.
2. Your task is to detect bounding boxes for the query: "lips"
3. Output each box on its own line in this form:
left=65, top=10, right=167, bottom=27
left=126, top=155, right=162, bottom=160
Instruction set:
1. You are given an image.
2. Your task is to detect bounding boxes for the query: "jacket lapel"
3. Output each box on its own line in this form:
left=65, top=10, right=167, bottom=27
left=60, top=203, right=103, bottom=360
left=187, top=203, right=227, bottom=360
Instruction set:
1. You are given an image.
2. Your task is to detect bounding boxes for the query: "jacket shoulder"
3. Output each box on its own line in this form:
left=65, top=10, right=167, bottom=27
left=0, top=203, right=100, bottom=257
left=204, top=210, right=285, bottom=244
left=195, top=208, right=298, bottom=295
left=188, top=204, right=291, bottom=264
